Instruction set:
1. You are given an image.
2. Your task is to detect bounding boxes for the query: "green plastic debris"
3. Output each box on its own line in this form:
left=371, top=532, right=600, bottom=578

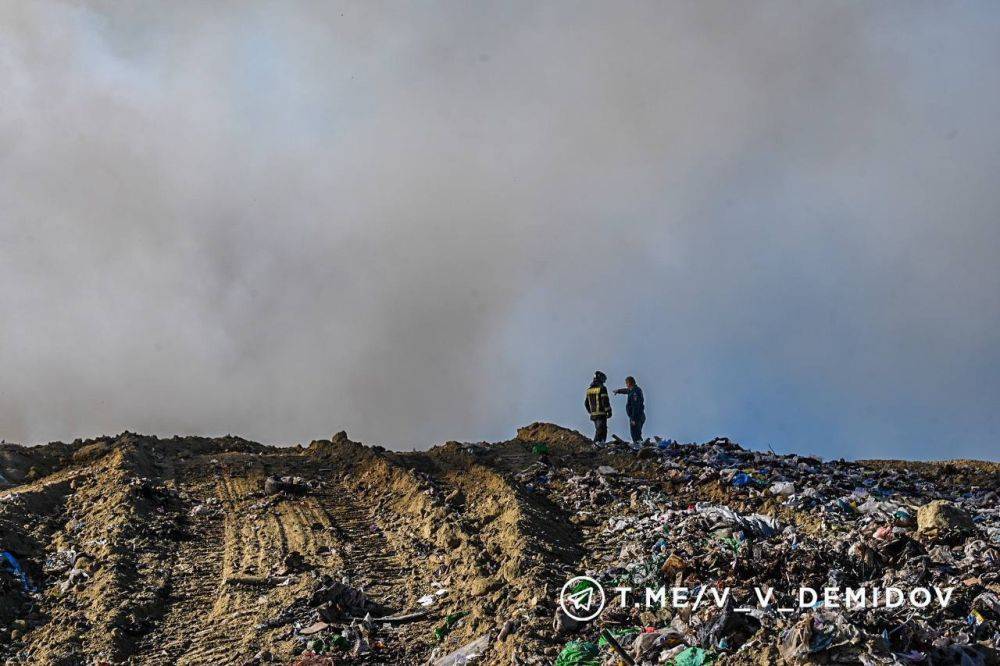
left=672, top=646, right=713, bottom=666
left=306, top=632, right=349, bottom=654
left=531, top=443, right=549, bottom=455
left=597, top=627, right=640, bottom=648
left=721, top=536, right=743, bottom=554
left=306, top=638, right=331, bottom=654
left=554, top=640, right=601, bottom=666
left=434, top=611, right=470, bottom=642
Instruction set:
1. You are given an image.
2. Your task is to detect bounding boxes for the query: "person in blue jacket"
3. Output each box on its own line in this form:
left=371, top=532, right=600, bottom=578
left=614, top=376, right=645, bottom=444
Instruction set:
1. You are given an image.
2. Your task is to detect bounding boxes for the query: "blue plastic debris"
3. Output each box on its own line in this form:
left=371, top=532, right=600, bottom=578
left=0, top=550, right=32, bottom=592
left=732, top=472, right=752, bottom=488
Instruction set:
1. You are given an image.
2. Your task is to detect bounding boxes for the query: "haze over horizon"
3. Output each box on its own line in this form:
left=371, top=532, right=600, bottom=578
left=2, top=2, right=999, bottom=460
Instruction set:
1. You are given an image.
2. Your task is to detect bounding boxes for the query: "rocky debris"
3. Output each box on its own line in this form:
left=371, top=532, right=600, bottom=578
left=308, top=576, right=379, bottom=620
left=264, top=475, right=314, bottom=496
left=0, top=441, right=72, bottom=486
left=431, top=633, right=490, bottom=665
left=917, top=499, right=975, bottom=543
left=553, top=607, right=579, bottom=635
left=190, top=496, right=221, bottom=517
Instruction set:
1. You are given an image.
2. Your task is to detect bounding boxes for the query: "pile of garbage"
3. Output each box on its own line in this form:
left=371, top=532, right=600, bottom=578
left=527, top=436, right=1000, bottom=665
left=0, top=427, right=996, bottom=664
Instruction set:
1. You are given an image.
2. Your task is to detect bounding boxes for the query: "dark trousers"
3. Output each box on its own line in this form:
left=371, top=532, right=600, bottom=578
left=630, top=416, right=645, bottom=443
left=593, top=418, right=608, bottom=443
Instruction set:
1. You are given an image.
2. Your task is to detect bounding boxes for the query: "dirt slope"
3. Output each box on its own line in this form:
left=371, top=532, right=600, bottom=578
left=0, top=427, right=591, bottom=664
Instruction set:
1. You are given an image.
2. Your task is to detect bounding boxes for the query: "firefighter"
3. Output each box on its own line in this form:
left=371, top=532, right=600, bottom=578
left=614, top=375, right=645, bottom=444
left=584, top=371, right=612, bottom=443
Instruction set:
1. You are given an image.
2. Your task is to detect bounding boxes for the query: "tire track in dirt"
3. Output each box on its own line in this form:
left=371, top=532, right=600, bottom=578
left=131, top=482, right=229, bottom=665
left=131, top=470, right=283, bottom=666
left=271, top=508, right=289, bottom=560
left=313, top=482, right=409, bottom=607
left=284, top=501, right=318, bottom=564
left=151, top=473, right=317, bottom=665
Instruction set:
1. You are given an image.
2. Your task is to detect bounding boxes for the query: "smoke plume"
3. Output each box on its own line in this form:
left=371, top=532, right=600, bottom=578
left=2, top=2, right=999, bottom=459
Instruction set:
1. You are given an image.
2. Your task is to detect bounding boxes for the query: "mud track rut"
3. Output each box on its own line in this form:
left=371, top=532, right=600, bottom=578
left=312, top=485, right=409, bottom=604
left=132, top=476, right=275, bottom=665
left=132, top=482, right=231, bottom=665
left=129, top=468, right=415, bottom=665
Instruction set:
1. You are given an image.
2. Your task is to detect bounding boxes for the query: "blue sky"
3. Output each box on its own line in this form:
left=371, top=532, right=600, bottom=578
left=1, top=2, right=998, bottom=460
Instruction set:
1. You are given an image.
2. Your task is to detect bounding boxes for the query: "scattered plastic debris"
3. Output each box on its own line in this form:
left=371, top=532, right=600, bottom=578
left=554, top=640, right=601, bottom=666
left=0, top=550, right=31, bottom=592
left=432, top=633, right=490, bottom=665
left=434, top=611, right=470, bottom=642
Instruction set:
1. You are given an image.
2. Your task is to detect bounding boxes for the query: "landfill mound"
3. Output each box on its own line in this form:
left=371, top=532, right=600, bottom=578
left=0, top=425, right=998, bottom=665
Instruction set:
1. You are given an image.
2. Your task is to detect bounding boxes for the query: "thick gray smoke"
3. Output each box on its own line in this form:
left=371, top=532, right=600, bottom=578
left=2, top=2, right=999, bottom=459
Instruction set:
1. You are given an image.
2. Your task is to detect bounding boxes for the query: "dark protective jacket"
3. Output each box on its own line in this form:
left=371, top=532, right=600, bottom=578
left=584, top=381, right=612, bottom=420
left=622, top=385, right=645, bottom=422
